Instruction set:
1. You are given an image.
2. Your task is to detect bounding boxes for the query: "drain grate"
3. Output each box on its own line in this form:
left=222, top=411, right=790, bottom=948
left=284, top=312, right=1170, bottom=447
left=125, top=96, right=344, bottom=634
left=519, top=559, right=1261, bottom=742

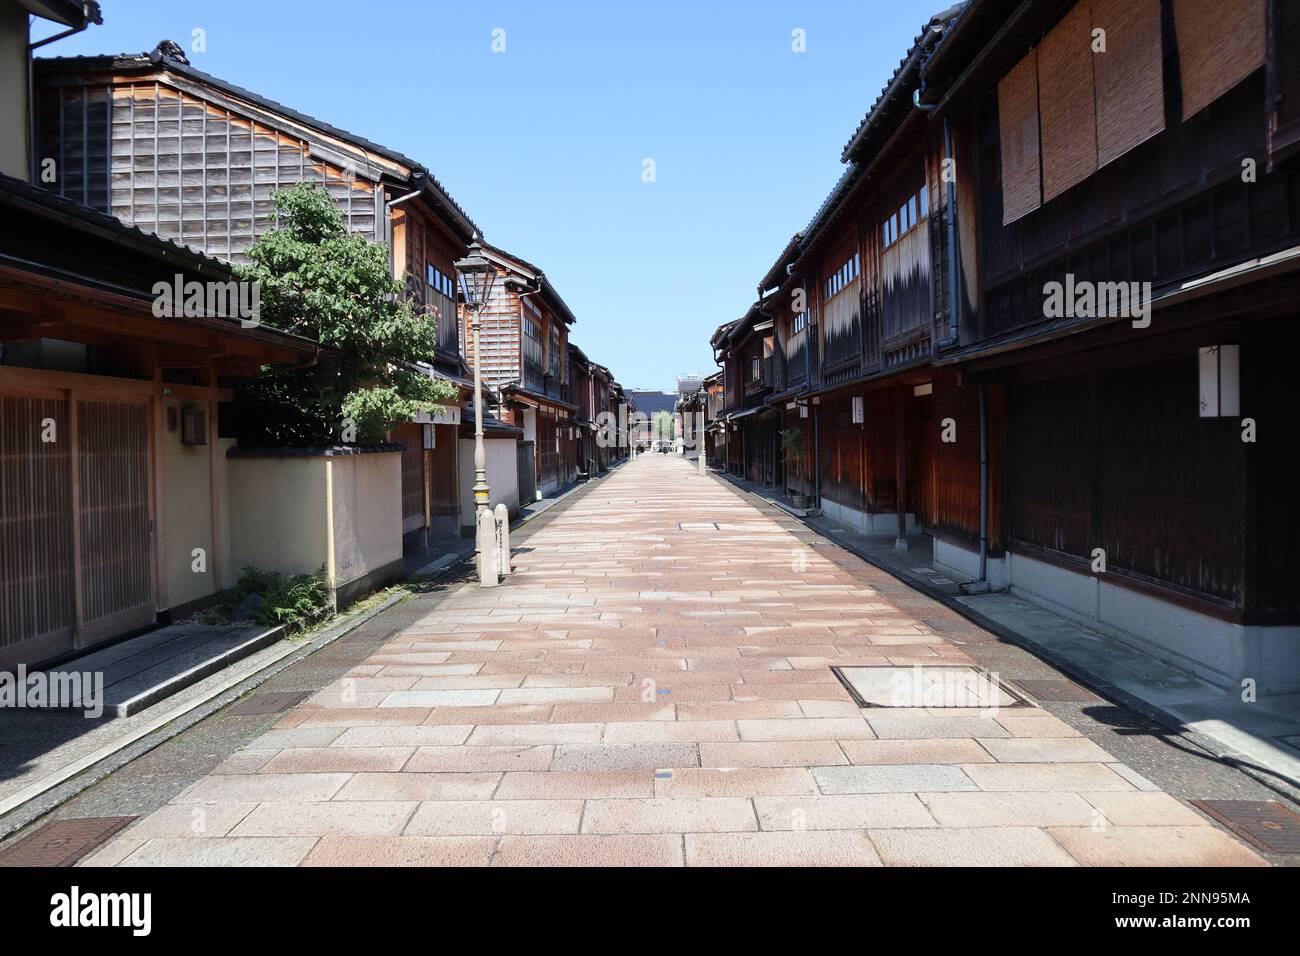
left=833, top=665, right=1030, bottom=709
left=226, top=690, right=308, bottom=716
left=1014, top=678, right=1102, bottom=702
left=0, top=817, right=136, bottom=867
left=1190, top=800, right=1300, bottom=855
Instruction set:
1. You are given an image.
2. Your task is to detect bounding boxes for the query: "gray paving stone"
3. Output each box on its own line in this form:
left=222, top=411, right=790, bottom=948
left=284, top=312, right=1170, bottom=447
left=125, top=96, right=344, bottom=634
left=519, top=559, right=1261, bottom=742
left=812, top=764, right=978, bottom=794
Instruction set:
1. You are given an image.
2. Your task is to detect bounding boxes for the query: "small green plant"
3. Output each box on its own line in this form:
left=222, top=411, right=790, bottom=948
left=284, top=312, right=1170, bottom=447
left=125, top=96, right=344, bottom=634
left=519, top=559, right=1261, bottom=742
left=229, top=564, right=331, bottom=627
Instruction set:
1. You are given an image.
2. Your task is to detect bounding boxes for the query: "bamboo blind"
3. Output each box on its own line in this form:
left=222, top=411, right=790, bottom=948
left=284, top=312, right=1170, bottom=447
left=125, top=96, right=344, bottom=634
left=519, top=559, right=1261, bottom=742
left=1039, top=1, right=1098, bottom=202
left=998, top=48, right=1042, bottom=224
left=1174, top=0, right=1265, bottom=120
left=1093, top=0, right=1165, bottom=167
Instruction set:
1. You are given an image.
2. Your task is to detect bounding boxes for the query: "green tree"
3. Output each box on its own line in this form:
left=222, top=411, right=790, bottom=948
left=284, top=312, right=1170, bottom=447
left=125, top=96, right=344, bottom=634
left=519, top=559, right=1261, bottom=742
left=234, top=182, right=456, bottom=445
left=654, top=410, right=676, bottom=442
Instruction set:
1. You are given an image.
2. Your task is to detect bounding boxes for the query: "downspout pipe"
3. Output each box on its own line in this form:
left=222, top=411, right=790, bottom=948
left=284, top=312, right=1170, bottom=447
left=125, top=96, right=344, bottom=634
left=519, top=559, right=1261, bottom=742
left=978, top=381, right=989, bottom=583
left=27, top=12, right=96, bottom=182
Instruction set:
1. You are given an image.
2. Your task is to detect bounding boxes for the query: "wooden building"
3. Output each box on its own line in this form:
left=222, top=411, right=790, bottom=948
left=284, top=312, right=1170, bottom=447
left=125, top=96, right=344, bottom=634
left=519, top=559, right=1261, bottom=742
left=712, top=0, right=1300, bottom=694
left=0, top=172, right=319, bottom=667
left=33, top=41, right=480, bottom=547
left=917, top=0, right=1300, bottom=692
left=466, top=242, right=578, bottom=499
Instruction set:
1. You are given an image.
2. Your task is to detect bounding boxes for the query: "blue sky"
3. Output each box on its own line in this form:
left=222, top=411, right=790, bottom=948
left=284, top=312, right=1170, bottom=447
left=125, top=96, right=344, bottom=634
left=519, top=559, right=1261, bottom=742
left=36, top=1, right=940, bottom=390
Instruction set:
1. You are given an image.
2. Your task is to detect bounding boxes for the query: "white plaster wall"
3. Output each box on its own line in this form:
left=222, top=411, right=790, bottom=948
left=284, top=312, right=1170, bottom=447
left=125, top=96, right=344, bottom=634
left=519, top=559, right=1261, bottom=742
left=328, top=452, right=402, bottom=586
left=933, top=537, right=1008, bottom=590
left=1007, top=549, right=1300, bottom=695
left=459, top=437, right=520, bottom=532
left=821, top=496, right=917, bottom=536
left=227, top=457, right=328, bottom=579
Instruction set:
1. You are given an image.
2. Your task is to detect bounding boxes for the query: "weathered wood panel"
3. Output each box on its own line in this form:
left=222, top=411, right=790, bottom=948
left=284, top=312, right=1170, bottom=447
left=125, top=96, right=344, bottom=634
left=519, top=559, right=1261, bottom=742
left=0, top=395, right=73, bottom=661
left=39, top=82, right=379, bottom=263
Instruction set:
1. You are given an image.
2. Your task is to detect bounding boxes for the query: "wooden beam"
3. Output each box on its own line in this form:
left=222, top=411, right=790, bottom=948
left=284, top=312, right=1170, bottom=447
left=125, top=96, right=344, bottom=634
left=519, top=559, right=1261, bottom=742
left=208, top=358, right=223, bottom=593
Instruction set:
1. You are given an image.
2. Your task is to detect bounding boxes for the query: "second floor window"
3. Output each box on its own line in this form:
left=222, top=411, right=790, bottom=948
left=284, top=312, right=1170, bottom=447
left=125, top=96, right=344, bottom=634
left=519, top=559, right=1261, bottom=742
left=883, top=185, right=928, bottom=250
left=824, top=252, right=860, bottom=300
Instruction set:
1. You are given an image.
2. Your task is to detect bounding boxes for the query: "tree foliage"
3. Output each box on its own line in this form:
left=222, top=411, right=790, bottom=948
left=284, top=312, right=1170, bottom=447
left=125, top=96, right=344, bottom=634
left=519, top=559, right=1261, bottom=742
left=234, top=182, right=456, bottom=445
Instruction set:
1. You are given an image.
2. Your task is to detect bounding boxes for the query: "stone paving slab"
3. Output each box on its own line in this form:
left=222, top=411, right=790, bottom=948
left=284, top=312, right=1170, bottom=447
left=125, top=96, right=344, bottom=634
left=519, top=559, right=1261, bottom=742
left=78, top=456, right=1268, bottom=867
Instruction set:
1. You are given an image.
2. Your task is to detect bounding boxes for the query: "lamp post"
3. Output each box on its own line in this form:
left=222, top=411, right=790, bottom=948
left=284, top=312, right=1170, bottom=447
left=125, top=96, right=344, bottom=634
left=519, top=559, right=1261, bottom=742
left=454, top=239, right=500, bottom=587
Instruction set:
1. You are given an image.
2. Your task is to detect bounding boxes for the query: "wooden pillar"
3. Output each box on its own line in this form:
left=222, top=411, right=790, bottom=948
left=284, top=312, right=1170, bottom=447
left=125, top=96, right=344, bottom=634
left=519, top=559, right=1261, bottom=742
left=895, top=385, right=908, bottom=551
left=67, top=388, right=83, bottom=646
left=207, top=358, right=223, bottom=592
left=149, top=345, right=168, bottom=612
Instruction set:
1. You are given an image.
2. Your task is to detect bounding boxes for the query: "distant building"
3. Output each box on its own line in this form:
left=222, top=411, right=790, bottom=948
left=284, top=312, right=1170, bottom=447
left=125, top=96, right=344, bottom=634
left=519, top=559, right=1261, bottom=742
left=676, top=373, right=703, bottom=397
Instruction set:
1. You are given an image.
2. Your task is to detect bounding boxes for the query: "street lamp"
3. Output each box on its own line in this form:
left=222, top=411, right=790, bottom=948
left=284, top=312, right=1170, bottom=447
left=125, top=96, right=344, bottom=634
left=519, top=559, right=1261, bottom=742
left=454, top=239, right=500, bottom=587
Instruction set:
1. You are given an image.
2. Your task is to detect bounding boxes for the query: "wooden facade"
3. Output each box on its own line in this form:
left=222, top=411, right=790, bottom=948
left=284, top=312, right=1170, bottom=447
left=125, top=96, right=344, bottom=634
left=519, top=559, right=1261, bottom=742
left=33, top=44, right=480, bottom=545
left=468, top=243, right=579, bottom=497
left=0, top=173, right=317, bottom=667
left=709, top=0, right=1300, bottom=690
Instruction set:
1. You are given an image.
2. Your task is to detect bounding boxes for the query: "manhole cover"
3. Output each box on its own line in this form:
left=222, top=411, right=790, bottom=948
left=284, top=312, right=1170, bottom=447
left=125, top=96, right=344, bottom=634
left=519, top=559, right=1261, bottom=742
left=1014, top=679, right=1102, bottom=702
left=0, top=817, right=136, bottom=867
left=1190, top=800, right=1300, bottom=855
left=834, top=665, right=1029, bottom=708
left=227, top=691, right=308, bottom=716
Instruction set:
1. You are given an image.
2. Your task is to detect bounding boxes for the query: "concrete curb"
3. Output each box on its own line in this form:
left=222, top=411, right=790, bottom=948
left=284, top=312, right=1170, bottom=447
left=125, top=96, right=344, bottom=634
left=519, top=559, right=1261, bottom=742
left=713, top=470, right=1300, bottom=808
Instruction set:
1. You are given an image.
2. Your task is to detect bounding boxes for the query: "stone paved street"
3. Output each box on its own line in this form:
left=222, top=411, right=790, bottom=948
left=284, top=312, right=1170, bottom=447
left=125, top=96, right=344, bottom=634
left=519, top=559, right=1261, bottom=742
left=81, top=456, right=1267, bottom=867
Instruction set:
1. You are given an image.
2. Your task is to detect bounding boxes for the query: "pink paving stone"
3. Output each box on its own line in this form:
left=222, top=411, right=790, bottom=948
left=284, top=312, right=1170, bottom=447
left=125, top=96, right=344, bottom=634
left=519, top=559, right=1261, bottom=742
left=869, top=827, right=1078, bottom=866
left=404, top=800, right=583, bottom=835
left=550, top=702, right=675, bottom=722
left=685, top=831, right=882, bottom=867
left=332, top=772, right=502, bottom=801
left=175, top=773, right=352, bottom=804
left=961, top=762, right=1137, bottom=792
left=736, top=717, right=876, bottom=742
left=918, top=791, right=1099, bottom=827
left=302, top=836, right=497, bottom=867
left=753, top=794, right=937, bottom=830
left=118, top=837, right=318, bottom=867
left=1046, top=826, right=1267, bottom=866
left=423, top=705, right=555, bottom=725
left=465, top=723, right=605, bottom=746
left=259, top=747, right=413, bottom=774
left=840, top=738, right=995, bottom=765
left=404, top=745, right=555, bottom=773
left=493, top=834, right=683, bottom=866
left=601, top=720, right=739, bottom=743
left=493, top=771, right=654, bottom=800
left=229, top=801, right=417, bottom=837
left=674, top=701, right=804, bottom=720
left=581, top=797, right=758, bottom=834
left=1078, top=791, right=1209, bottom=827
left=699, top=740, right=848, bottom=768
left=977, top=737, right=1114, bottom=763
left=654, top=768, right=821, bottom=798
left=296, top=708, right=433, bottom=728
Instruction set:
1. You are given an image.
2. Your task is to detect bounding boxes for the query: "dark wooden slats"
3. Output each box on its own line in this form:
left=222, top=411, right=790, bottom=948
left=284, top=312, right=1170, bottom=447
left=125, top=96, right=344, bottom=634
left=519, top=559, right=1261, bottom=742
left=0, top=396, right=73, bottom=656
left=76, top=400, right=152, bottom=634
